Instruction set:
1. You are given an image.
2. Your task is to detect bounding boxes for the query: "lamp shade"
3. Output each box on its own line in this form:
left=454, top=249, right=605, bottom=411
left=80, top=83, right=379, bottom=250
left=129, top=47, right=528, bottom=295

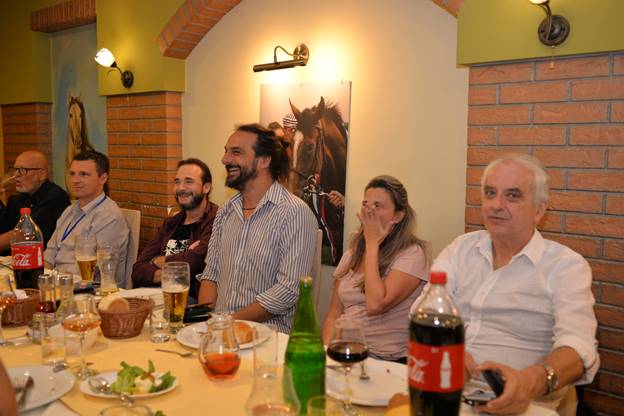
left=95, top=48, right=116, bottom=67
left=529, top=0, right=548, bottom=4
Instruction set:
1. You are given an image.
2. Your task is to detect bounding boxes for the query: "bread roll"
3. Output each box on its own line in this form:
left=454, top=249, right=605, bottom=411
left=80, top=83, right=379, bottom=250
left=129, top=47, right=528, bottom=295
left=98, top=295, right=130, bottom=313
left=234, top=321, right=254, bottom=344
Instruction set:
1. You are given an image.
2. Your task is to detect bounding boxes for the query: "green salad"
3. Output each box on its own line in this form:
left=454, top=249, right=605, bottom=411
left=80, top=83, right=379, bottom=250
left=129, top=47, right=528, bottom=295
left=110, top=360, right=176, bottom=395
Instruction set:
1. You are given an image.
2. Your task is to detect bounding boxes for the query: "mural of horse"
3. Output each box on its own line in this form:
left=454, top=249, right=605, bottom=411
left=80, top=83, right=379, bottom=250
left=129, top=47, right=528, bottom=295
left=65, top=95, right=94, bottom=197
left=289, top=97, right=348, bottom=265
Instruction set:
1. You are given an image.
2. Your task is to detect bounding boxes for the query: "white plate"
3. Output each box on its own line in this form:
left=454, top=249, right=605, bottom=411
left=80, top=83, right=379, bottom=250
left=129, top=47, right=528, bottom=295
left=326, top=358, right=407, bottom=406
left=79, top=371, right=178, bottom=399
left=9, top=365, right=75, bottom=412
left=176, top=320, right=268, bottom=350
left=118, top=288, right=163, bottom=306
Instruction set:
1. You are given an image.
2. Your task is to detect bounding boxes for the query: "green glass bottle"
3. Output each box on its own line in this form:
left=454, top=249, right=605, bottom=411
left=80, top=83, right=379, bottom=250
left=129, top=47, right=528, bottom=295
left=284, top=276, right=326, bottom=414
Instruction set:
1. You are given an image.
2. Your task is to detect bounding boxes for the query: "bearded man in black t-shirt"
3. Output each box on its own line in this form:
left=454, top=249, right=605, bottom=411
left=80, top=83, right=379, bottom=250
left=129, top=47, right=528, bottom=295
left=131, top=159, right=218, bottom=301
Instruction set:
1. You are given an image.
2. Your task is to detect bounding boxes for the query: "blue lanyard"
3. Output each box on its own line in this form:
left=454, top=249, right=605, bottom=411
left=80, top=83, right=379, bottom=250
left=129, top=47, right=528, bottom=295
left=61, top=194, right=107, bottom=242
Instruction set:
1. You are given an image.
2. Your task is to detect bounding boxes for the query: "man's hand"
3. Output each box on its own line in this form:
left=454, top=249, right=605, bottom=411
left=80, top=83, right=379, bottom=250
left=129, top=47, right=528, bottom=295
left=151, top=256, right=165, bottom=269
left=475, top=361, right=544, bottom=415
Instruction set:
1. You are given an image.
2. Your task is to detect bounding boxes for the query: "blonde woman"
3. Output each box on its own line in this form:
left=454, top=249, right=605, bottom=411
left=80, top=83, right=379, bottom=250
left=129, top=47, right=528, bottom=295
left=322, top=175, right=428, bottom=363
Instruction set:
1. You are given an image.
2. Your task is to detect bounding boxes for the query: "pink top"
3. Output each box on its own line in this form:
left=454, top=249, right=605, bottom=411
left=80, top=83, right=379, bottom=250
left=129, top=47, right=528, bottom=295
left=335, top=244, right=428, bottom=360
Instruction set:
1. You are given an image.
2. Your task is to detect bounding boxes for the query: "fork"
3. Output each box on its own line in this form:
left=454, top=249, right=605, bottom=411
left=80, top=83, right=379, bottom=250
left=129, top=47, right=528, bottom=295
left=17, top=374, right=33, bottom=409
left=155, top=348, right=194, bottom=358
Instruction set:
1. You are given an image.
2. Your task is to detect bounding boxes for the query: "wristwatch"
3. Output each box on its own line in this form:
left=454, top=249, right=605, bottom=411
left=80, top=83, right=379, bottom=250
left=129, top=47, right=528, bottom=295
left=542, top=364, right=558, bottom=394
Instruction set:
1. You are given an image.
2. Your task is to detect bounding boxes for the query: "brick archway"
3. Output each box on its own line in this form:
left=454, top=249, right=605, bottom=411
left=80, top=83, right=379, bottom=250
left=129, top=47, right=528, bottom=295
left=157, top=0, right=464, bottom=59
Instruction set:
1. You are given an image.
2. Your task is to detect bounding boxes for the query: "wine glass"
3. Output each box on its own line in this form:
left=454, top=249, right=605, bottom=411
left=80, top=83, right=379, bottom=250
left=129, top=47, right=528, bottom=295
left=327, top=317, right=369, bottom=415
left=62, top=294, right=101, bottom=379
left=161, top=262, right=190, bottom=333
left=0, top=274, right=17, bottom=345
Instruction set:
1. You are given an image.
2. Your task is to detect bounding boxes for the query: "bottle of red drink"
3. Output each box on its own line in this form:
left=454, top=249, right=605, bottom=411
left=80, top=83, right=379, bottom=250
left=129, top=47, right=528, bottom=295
left=408, top=271, right=464, bottom=416
left=11, top=207, right=45, bottom=289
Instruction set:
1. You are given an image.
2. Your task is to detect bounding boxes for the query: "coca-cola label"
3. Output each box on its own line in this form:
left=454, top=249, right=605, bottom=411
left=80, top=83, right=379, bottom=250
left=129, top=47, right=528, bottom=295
left=408, top=341, right=464, bottom=392
left=11, top=243, right=44, bottom=269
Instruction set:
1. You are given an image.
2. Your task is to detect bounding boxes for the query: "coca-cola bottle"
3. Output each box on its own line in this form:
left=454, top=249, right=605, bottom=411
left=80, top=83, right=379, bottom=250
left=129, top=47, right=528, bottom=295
left=11, top=207, right=44, bottom=289
left=408, top=271, right=464, bottom=416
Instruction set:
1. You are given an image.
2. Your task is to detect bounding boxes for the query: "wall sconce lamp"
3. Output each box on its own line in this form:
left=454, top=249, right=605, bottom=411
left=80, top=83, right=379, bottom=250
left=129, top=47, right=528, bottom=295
left=529, top=0, right=570, bottom=46
left=94, top=48, right=134, bottom=88
left=253, top=44, right=309, bottom=72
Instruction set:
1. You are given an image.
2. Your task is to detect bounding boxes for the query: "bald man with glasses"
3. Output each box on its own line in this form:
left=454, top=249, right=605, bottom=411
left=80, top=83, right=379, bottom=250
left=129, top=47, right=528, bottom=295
left=0, top=150, right=70, bottom=254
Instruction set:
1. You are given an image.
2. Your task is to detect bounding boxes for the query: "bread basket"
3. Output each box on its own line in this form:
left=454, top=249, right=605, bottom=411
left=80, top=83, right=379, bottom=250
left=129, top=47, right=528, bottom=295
left=2, top=289, right=39, bottom=327
left=98, top=297, right=153, bottom=339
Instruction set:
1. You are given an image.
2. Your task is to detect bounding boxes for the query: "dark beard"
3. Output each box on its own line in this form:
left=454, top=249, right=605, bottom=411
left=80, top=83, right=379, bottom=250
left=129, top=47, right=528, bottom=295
left=225, top=161, right=258, bottom=190
left=176, top=192, right=204, bottom=211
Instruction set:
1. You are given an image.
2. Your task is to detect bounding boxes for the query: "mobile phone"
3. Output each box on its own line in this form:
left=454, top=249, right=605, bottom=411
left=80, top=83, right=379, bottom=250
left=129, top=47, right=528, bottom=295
left=183, top=303, right=212, bottom=323
left=482, top=369, right=505, bottom=396
left=462, top=389, right=497, bottom=406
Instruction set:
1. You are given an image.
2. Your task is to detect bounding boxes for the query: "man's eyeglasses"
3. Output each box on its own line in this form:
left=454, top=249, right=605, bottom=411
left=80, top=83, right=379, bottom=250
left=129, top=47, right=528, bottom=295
left=9, top=167, right=43, bottom=176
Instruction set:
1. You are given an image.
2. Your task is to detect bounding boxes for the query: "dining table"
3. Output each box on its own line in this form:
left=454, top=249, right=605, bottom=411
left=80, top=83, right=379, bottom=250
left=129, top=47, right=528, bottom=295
left=0, top=284, right=557, bottom=416
left=1, top=317, right=392, bottom=415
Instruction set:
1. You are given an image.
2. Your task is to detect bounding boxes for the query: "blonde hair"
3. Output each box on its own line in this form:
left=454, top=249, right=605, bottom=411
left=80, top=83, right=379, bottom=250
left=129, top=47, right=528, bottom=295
left=338, top=175, right=426, bottom=287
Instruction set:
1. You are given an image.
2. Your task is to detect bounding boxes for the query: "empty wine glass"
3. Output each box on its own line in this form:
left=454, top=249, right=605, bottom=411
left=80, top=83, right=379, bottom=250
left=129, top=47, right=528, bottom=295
left=0, top=274, right=17, bottom=345
left=327, top=318, right=369, bottom=415
left=62, top=294, right=101, bottom=379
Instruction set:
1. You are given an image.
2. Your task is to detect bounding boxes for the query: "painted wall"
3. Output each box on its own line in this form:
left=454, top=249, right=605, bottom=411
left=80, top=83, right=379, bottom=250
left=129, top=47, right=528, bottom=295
left=0, top=1, right=57, bottom=105
left=183, top=0, right=468, bottom=319
left=458, top=0, right=624, bottom=65
left=95, top=0, right=185, bottom=96
left=51, top=23, right=107, bottom=188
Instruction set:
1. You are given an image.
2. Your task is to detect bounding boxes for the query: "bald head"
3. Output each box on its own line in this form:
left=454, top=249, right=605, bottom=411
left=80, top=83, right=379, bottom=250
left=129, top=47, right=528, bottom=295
left=14, top=150, right=49, bottom=194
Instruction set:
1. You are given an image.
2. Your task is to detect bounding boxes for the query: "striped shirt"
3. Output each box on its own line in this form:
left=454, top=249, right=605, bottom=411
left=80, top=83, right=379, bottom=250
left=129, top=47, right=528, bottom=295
left=200, top=181, right=317, bottom=333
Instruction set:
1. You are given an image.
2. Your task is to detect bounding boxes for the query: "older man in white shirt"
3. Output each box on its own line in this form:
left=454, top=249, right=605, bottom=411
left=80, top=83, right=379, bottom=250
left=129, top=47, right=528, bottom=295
left=411, top=154, right=598, bottom=415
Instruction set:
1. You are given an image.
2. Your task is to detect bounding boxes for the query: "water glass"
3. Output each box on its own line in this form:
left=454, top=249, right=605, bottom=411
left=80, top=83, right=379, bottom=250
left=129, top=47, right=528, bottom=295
left=307, top=395, right=346, bottom=416
left=245, top=365, right=300, bottom=415
left=41, top=314, right=66, bottom=366
left=148, top=294, right=170, bottom=343
left=252, top=324, right=279, bottom=376
left=161, top=262, right=190, bottom=333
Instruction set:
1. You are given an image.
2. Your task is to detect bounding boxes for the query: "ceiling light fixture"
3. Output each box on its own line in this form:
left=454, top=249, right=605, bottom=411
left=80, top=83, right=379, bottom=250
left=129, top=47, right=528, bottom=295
left=253, top=44, right=309, bottom=72
left=529, top=0, right=570, bottom=46
left=94, top=48, right=134, bottom=88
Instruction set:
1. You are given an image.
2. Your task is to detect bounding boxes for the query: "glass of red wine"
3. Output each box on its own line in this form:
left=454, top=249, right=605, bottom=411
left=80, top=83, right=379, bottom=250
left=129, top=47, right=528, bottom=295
left=0, top=274, right=17, bottom=345
left=61, top=294, right=101, bottom=379
left=327, top=317, right=368, bottom=414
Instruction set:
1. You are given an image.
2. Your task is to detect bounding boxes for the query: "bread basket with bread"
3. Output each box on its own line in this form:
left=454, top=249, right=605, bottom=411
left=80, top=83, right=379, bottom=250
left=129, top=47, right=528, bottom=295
left=98, top=295, right=152, bottom=339
left=2, top=288, right=39, bottom=327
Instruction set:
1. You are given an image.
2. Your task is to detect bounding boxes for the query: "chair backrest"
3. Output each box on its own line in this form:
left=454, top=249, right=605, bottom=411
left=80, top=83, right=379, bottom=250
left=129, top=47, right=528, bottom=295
left=120, top=208, right=141, bottom=289
left=312, top=229, right=323, bottom=309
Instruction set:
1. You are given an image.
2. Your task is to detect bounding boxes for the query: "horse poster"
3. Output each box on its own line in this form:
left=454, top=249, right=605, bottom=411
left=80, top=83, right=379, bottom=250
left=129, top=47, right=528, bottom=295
left=260, top=81, right=351, bottom=266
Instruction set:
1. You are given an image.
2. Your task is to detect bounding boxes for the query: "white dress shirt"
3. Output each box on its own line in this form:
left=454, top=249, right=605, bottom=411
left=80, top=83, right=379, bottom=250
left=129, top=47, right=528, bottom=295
left=412, top=230, right=599, bottom=385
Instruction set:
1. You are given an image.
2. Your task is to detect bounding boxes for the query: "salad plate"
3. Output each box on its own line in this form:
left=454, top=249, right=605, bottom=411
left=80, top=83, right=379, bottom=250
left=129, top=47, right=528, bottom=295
left=176, top=319, right=269, bottom=350
left=79, top=362, right=177, bottom=399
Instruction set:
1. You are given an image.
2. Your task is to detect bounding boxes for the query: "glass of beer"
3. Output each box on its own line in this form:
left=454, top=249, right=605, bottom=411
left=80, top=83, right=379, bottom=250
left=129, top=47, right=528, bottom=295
left=0, top=274, right=17, bottom=345
left=61, top=294, right=101, bottom=379
left=75, top=234, right=97, bottom=281
left=161, top=262, right=190, bottom=333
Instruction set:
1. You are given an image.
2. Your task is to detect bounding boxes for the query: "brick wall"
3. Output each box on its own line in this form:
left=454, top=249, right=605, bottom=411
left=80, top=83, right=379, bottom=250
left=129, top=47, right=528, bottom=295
left=106, top=91, right=182, bottom=247
left=466, top=52, right=624, bottom=415
left=1, top=103, right=53, bottom=177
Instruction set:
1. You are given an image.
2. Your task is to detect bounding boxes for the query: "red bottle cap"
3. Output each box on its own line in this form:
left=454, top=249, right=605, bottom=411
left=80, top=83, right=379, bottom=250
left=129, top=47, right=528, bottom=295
left=430, top=271, right=447, bottom=284
left=20, top=207, right=31, bottom=215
